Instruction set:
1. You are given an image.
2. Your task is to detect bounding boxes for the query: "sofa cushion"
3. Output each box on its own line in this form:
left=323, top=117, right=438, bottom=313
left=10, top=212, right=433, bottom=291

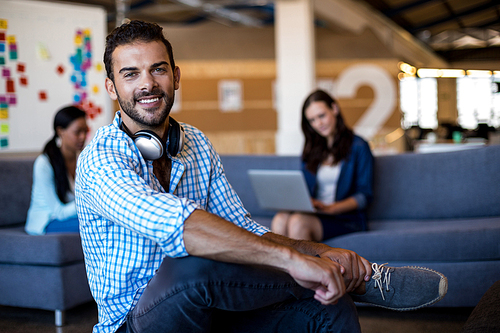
left=368, top=145, right=500, bottom=220
left=325, top=217, right=500, bottom=262
left=0, top=157, right=34, bottom=227
left=0, top=227, right=84, bottom=265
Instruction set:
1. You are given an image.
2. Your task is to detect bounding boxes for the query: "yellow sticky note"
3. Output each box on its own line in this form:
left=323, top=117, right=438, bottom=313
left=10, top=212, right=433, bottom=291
left=0, top=123, right=9, bottom=134
left=83, top=29, right=91, bottom=36
left=7, top=35, right=16, bottom=44
left=92, top=84, right=100, bottom=94
left=95, top=63, right=103, bottom=72
left=36, top=42, right=51, bottom=61
left=0, top=19, right=7, bottom=30
left=74, top=35, right=82, bottom=45
left=0, top=110, right=8, bottom=119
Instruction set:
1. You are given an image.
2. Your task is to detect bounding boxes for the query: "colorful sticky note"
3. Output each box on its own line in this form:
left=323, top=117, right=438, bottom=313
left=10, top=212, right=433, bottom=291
left=0, top=33, right=5, bottom=42
left=56, top=64, right=65, bottom=75
left=6, top=79, right=14, bottom=93
left=39, top=91, right=47, bottom=101
left=0, top=43, right=5, bottom=52
left=95, top=63, right=103, bottom=72
left=0, top=19, right=7, bottom=30
left=74, top=35, right=82, bottom=45
left=0, top=109, right=8, bottom=119
left=0, top=123, right=9, bottom=134
left=7, top=95, right=16, bottom=105
left=6, top=35, right=15, bottom=44
left=92, top=84, right=100, bottom=94
left=2, top=68, right=10, bottom=78
left=19, top=76, right=28, bottom=86
left=36, top=42, right=50, bottom=60
left=17, top=63, right=25, bottom=73
left=0, top=57, right=4, bottom=65
left=0, top=137, right=8, bottom=148
left=9, top=50, right=17, bottom=60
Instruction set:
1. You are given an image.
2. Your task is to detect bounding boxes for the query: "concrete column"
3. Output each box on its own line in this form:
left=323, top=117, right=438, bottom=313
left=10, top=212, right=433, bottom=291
left=274, top=0, right=316, bottom=155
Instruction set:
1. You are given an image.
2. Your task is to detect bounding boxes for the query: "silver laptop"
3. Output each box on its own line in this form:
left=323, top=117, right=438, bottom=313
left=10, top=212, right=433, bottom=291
left=247, top=169, right=315, bottom=212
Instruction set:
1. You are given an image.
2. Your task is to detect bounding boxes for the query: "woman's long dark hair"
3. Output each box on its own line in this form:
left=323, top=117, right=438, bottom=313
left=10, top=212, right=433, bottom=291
left=301, top=90, right=354, bottom=173
left=43, top=106, right=86, bottom=203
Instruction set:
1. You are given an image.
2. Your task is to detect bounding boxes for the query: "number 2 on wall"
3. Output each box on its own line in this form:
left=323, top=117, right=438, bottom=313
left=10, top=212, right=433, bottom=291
left=335, top=64, right=397, bottom=140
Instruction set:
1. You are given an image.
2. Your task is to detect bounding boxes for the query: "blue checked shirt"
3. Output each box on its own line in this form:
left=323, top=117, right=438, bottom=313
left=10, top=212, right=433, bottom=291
left=75, top=112, right=270, bottom=333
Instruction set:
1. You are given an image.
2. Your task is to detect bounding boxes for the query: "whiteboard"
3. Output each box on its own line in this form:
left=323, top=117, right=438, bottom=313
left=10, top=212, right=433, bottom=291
left=0, top=0, right=112, bottom=153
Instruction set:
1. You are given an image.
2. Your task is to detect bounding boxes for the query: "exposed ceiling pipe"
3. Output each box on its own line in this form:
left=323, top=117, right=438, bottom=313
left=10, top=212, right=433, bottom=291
left=116, top=0, right=131, bottom=27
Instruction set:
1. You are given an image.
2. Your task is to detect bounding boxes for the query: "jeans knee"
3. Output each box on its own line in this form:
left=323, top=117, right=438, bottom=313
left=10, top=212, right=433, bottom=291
left=271, top=296, right=361, bottom=333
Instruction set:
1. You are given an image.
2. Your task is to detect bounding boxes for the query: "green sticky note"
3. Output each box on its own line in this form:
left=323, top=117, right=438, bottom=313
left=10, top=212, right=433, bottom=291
left=0, top=123, right=9, bottom=133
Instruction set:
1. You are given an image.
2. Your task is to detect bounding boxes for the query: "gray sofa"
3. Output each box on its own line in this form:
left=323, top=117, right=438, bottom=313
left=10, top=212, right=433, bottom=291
left=0, top=156, right=93, bottom=326
left=0, top=144, right=498, bottom=326
left=221, top=144, right=500, bottom=308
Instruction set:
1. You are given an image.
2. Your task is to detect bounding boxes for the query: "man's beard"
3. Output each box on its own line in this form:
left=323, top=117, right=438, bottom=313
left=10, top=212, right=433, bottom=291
left=116, top=87, right=175, bottom=128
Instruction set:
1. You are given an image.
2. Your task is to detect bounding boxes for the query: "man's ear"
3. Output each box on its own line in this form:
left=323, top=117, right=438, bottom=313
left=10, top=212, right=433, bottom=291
left=174, top=66, right=181, bottom=91
left=105, top=77, right=118, bottom=101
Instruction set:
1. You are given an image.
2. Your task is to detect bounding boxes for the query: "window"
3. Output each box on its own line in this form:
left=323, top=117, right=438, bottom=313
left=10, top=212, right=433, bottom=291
left=399, top=77, right=438, bottom=129
left=457, top=76, right=500, bottom=129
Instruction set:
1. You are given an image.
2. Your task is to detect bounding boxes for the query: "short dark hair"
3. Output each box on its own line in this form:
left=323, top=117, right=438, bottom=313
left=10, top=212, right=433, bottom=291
left=104, top=20, right=175, bottom=82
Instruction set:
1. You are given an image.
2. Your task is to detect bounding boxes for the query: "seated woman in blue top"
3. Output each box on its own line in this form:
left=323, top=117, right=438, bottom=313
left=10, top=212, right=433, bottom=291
left=271, top=90, right=374, bottom=241
left=25, top=106, right=88, bottom=235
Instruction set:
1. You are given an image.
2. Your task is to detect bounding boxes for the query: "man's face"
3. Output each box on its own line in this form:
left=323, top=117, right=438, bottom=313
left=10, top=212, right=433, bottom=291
left=105, top=40, right=180, bottom=131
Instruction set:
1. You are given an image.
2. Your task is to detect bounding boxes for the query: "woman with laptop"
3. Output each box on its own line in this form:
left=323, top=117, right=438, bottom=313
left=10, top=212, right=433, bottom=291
left=271, top=89, right=374, bottom=241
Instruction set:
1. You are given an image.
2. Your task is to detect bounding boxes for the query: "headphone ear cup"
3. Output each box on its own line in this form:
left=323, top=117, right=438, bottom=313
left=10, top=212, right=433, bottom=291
left=133, top=130, right=165, bottom=160
left=167, top=118, right=185, bottom=157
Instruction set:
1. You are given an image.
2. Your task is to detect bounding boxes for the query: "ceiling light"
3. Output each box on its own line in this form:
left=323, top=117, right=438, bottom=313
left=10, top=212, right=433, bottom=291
left=466, top=70, right=492, bottom=77
left=417, top=68, right=440, bottom=78
left=440, top=69, right=465, bottom=78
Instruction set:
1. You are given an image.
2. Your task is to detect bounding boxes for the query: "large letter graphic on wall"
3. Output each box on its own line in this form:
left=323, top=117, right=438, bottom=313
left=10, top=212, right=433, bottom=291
left=336, top=64, right=396, bottom=140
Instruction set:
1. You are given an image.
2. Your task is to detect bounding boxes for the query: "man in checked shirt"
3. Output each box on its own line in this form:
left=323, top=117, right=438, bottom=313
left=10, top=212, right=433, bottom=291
left=75, top=20, right=447, bottom=333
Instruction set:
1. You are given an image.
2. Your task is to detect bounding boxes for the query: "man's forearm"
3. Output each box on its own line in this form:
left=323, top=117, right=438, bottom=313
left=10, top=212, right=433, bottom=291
left=183, top=209, right=298, bottom=272
left=262, top=232, right=330, bottom=257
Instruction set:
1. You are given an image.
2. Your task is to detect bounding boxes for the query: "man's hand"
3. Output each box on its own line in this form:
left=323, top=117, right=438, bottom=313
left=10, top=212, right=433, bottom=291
left=263, top=233, right=372, bottom=293
left=285, top=252, right=346, bottom=305
left=317, top=247, right=371, bottom=293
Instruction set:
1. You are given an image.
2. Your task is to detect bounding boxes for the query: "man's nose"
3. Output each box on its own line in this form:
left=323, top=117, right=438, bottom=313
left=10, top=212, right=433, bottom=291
left=139, top=72, right=157, bottom=90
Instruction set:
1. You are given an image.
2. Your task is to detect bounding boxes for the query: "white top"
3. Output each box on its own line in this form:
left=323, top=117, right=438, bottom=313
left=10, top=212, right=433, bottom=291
left=316, top=162, right=342, bottom=205
left=25, top=154, right=77, bottom=235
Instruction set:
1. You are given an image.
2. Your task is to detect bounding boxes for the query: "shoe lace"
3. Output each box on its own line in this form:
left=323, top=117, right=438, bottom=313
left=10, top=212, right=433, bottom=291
left=371, top=263, right=391, bottom=300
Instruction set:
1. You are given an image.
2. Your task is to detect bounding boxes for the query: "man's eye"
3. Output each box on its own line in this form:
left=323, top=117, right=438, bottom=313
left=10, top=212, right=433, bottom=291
left=154, top=68, right=166, bottom=73
left=124, top=72, right=137, bottom=78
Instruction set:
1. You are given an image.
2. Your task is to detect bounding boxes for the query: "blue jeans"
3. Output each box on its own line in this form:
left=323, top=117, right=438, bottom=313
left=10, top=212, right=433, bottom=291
left=123, top=256, right=361, bottom=333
